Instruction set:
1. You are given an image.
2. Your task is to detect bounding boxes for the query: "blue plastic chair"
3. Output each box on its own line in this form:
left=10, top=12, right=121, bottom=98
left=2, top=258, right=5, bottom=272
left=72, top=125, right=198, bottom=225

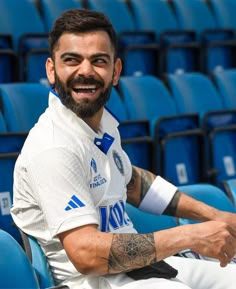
left=167, top=72, right=236, bottom=185
left=118, top=75, right=205, bottom=186
left=0, top=83, right=49, bottom=132
left=170, top=0, right=236, bottom=73
left=0, top=229, right=40, bottom=289
left=128, top=0, right=199, bottom=74
left=39, top=0, right=83, bottom=32
left=0, top=0, right=49, bottom=81
left=178, top=183, right=236, bottom=225
left=212, top=69, right=236, bottom=109
left=126, top=203, right=178, bottom=233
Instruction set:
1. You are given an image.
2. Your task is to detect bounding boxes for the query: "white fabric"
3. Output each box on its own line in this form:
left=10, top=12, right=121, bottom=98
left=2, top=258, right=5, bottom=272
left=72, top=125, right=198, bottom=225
left=61, top=256, right=236, bottom=289
left=139, top=176, right=177, bottom=214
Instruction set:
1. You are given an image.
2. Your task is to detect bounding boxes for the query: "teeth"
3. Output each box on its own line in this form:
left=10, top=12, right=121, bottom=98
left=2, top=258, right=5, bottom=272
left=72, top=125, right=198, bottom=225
left=74, top=85, right=96, bottom=89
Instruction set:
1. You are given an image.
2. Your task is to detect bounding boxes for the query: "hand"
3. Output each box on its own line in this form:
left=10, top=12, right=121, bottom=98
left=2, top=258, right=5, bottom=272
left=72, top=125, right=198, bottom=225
left=190, top=221, right=236, bottom=267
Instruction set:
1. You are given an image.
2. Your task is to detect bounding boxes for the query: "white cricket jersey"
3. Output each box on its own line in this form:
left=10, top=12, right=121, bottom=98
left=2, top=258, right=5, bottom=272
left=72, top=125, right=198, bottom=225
left=11, top=89, right=176, bottom=285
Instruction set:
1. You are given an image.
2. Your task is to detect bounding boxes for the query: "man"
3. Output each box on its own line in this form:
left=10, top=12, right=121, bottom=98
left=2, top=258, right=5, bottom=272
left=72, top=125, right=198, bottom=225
left=11, top=8, right=236, bottom=289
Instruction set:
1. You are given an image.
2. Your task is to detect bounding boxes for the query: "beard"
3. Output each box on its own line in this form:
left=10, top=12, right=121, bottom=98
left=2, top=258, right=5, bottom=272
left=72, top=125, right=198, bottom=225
left=54, top=72, right=113, bottom=119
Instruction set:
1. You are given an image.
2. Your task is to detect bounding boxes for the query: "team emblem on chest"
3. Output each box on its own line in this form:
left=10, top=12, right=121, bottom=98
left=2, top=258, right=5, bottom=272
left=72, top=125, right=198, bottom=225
left=112, top=150, right=124, bottom=175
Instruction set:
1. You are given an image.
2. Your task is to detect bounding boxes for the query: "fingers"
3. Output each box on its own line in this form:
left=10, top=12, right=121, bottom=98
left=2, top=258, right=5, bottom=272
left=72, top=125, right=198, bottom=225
left=219, top=233, right=236, bottom=267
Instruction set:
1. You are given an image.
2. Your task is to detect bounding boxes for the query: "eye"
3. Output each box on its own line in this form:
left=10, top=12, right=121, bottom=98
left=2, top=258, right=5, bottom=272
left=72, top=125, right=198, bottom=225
left=64, top=57, right=79, bottom=65
left=93, top=58, right=107, bottom=65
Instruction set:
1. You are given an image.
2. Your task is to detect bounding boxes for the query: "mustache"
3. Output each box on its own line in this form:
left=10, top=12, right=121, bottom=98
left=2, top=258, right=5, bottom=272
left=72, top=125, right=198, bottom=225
left=67, top=76, right=104, bottom=87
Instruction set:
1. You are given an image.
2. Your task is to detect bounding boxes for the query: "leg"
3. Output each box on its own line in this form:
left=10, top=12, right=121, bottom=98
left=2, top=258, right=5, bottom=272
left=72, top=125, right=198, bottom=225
left=166, top=255, right=236, bottom=289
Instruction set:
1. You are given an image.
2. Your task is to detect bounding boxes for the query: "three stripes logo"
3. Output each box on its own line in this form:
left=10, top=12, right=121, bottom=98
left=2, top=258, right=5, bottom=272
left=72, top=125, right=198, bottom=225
left=64, top=195, right=85, bottom=211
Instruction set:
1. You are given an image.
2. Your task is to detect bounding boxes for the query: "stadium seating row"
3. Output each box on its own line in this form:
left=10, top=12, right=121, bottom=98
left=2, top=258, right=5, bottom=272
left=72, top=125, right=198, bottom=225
left=2, top=0, right=236, bottom=84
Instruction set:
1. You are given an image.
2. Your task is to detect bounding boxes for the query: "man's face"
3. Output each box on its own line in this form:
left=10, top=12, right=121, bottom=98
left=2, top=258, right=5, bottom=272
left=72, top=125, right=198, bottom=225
left=46, top=31, right=121, bottom=119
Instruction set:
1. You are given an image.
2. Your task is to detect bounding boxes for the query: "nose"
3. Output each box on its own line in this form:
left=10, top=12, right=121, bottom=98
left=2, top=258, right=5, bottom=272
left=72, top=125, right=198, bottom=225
left=78, top=59, right=95, bottom=77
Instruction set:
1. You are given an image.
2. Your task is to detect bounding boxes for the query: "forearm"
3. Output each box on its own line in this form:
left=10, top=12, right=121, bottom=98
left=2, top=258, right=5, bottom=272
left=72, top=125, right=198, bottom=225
left=174, top=192, right=220, bottom=221
left=59, top=225, right=193, bottom=275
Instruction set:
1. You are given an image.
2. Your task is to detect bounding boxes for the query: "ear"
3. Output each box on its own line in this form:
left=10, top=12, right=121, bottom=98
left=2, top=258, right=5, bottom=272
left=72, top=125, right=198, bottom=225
left=46, top=57, right=55, bottom=85
left=113, top=58, right=122, bottom=86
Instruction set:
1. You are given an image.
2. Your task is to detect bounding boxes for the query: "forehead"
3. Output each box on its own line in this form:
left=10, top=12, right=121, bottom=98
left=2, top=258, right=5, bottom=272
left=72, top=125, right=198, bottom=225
left=54, top=31, right=114, bottom=58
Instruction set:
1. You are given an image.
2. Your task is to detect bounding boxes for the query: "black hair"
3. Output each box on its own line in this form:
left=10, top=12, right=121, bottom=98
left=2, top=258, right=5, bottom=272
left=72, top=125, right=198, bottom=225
left=48, top=9, right=118, bottom=59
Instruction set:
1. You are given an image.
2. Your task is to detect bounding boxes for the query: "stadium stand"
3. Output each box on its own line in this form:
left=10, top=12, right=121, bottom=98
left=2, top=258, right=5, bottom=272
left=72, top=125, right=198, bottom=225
left=0, top=0, right=49, bottom=82
left=118, top=75, right=205, bottom=186
left=127, top=0, right=200, bottom=75
left=169, top=0, right=236, bottom=74
left=166, top=72, right=236, bottom=186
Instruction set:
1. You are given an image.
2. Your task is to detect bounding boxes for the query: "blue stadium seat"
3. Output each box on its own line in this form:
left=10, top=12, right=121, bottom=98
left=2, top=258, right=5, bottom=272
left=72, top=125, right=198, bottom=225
left=208, top=0, right=236, bottom=31
left=0, top=0, right=49, bottom=82
left=86, top=0, right=159, bottom=76
left=0, top=83, right=49, bottom=132
left=170, top=0, right=236, bottom=73
left=166, top=72, right=236, bottom=185
left=0, top=229, right=67, bottom=289
left=39, top=0, right=83, bottom=32
left=106, top=88, right=153, bottom=171
left=126, top=203, right=178, bottom=233
left=212, top=68, right=236, bottom=109
left=128, top=0, right=200, bottom=74
left=0, top=229, right=40, bottom=289
left=0, top=110, right=27, bottom=244
left=118, top=75, right=205, bottom=186
left=222, top=178, right=236, bottom=206
left=178, top=183, right=236, bottom=225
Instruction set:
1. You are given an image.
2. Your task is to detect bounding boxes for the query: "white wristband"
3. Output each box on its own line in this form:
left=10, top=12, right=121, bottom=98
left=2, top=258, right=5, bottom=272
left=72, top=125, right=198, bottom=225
left=139, top=176, right=178, bottom=215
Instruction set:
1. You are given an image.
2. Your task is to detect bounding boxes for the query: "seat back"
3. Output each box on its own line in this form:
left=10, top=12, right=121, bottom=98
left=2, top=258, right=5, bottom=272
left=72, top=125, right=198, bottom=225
left=0, top=229, right=40, bottom=289
left=167, top=72, right=224, bottom=120
left=128, top=0, right=199, bottom=74
left=212, top=69, right=236, bottom=109
left=0, top=0, right=46, bottom=52
left=0, top=83, right=49, bottom=132
left=119, top=75, right=177, bottom=122
left=178, top=183, right=236, bottom=225
left=119, top=75, right=204, bottom=185
left=209, top=0, right=236, bottom=31
left=170, top=0, right=236, bottom=72
left=39, top=0, right=83, bottom=32
left=126, top=203, right=178, bottom=233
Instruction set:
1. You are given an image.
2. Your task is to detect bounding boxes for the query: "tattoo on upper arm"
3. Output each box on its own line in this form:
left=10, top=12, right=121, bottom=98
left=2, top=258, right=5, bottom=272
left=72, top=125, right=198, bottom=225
left=108, top=233, right=157, bottom=273
left=140, top=170, right=154, bottom=201
left=163, top=191, right=181, bottom=216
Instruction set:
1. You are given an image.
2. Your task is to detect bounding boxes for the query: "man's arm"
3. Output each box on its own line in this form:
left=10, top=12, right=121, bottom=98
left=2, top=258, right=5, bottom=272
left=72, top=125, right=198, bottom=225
left=126, top=166, right=226, bottom=222
left=58, top=166, right=236, bottom=275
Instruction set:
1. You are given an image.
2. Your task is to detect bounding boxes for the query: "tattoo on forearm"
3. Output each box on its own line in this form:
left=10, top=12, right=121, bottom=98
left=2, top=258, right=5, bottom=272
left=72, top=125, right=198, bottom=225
left=140, top=170, right=154, bottom=201
left=108, top=233, right=157, bottom=273
left=163, top=191, right=181, bottom=216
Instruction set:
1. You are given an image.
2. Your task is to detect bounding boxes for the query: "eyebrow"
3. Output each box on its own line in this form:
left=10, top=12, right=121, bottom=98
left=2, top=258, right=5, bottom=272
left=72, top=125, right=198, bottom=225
left=60, top=52, right=112, bottom=61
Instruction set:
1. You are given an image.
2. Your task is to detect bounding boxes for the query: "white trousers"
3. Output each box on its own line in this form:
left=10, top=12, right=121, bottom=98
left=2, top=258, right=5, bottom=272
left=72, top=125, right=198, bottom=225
left=63, top=256, right=236, bottom=289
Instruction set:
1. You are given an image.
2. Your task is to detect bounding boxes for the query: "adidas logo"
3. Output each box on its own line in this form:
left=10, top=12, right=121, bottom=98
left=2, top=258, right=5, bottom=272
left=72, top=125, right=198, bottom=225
left=65, top=195, right=85, bottom=211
